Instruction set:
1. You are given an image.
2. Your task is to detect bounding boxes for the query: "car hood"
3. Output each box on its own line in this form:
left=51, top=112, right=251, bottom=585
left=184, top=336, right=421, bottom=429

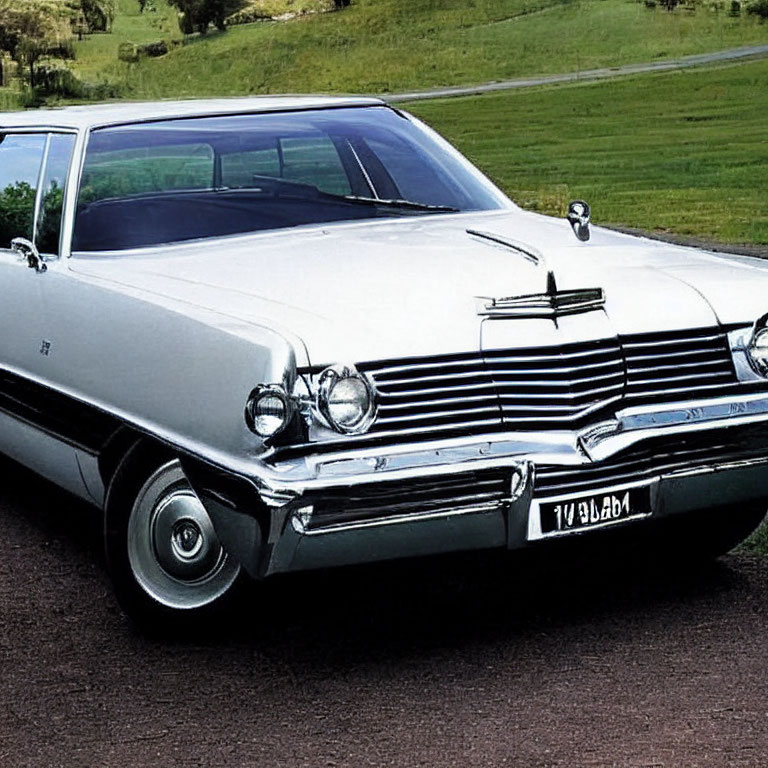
left=71, top=209, right=768, bottom=367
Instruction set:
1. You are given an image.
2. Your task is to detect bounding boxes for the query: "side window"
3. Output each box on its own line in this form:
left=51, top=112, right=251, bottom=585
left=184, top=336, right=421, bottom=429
left=79, top=143, right=214, bottom=205
left=0, top=134, right=46, bottom=249
left=219, top=136, right=351, bottom=196
left=37, top=134, right=76, bottom=256
left=221, top=147, right=281, bottom=186
left=281, top=137, right=350, bottom=196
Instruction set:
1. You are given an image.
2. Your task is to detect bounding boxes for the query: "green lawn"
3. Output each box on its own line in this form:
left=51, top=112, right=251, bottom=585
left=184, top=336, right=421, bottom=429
left=71, top=0, right=179, bottom=81
left=407, top=58, right=768, bottom=246
left=79, top=0, right=768, bottom=98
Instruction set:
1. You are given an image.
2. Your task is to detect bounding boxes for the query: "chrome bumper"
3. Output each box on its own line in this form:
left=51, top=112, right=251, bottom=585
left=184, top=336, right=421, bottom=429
left=186, top=392, right=768, bottom=579
left=256, top=392, right=768, bottom=495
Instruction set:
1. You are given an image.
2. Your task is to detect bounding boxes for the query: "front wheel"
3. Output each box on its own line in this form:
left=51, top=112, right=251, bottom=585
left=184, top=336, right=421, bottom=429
left=104, top=448, right=241, bottom=632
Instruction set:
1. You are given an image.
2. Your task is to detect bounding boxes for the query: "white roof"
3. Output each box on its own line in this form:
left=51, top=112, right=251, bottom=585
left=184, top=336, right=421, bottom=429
left=0, top=95, right=384, bottom=130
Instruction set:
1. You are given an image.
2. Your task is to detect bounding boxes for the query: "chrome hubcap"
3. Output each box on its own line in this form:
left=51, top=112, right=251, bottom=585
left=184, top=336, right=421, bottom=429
left=127, top=461, right=240, bottom=610
left=172, top=520, right=203, bottom=559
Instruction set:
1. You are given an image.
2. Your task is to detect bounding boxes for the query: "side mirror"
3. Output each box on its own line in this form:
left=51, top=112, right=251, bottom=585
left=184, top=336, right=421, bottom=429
left=11, top=237, right=47, bottom=273
left=567, top=200, right=591, bottom=242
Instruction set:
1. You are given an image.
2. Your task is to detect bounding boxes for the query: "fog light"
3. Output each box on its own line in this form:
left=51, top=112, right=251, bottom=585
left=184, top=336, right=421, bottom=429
left=245, top=385, right=291, bottom=438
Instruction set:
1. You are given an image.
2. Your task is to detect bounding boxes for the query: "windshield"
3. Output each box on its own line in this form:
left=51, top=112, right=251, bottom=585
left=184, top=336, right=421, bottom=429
left=72, top=106, right=505, bottom=252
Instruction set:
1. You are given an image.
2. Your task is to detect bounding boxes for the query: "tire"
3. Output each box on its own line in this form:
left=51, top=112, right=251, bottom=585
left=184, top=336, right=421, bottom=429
left=104, top=444, right=242, bottom=633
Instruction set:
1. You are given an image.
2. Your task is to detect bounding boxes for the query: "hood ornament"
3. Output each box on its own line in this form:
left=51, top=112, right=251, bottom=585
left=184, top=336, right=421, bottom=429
left=567, top=200, right=591, bottom=242
left=479, top=270, right=605, bottom=318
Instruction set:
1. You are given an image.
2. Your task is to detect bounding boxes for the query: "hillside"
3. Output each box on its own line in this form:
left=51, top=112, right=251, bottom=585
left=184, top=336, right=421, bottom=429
left=67, top=0, right=768, bottom=98
left=409, top=58, right=768, bottom=245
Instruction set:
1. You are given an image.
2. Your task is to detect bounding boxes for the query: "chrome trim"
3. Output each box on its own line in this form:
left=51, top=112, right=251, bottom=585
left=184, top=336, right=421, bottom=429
left=292, top=500, right=505, bottom=536
left=480, top=287, right=606, bottom=318
left=10, top=238, right=46, bottom=274
left=566, top=199, right=591, bottom=242
left=664, top=455, right=768, bottom=478
left=479, top=272, right=605, bottom=318
left=579, top=392, right=768, bottom=461
left=465, top=229, right=541, bottom=264
left=244, top=383, right=293, bottom=438
left=32, top=133, right=51, bottom=248
left=345, top=139, right=379, bottom=198
left=257, top=391, right=768, bottom=496
left=730, top=316, right=768, bottom=380
left=315, top=363, right=378, bottom=435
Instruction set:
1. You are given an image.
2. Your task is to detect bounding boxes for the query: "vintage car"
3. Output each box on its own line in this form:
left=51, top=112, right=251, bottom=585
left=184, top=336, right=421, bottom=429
left=1, top=96, right=767, bottom=629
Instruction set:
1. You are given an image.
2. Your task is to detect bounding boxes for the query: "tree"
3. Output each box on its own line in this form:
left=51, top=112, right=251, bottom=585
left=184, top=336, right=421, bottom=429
left=167, top=0, right=247, bottom=33
left=80, top=0, right=115, bottom=32
left=0, top=0, right=76, bottom=88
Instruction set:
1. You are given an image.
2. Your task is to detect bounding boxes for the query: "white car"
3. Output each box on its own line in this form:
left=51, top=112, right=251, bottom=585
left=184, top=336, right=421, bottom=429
left=1, top=96, right=767, bottom=629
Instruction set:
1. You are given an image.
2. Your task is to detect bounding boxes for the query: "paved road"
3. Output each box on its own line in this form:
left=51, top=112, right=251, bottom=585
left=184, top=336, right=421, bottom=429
left=1, top=455, right=767, bottom=767
left=385, top=43, right=768, bottom=102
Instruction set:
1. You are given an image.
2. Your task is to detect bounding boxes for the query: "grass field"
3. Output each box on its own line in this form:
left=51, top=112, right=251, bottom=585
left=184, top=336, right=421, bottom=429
left=407, top=58, right=768, bottom=246
left=71, top=0, right=768, bottom=98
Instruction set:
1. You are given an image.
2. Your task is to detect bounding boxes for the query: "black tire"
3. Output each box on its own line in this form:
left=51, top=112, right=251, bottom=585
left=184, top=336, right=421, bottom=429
left=104, top=442, right=242, bottom=634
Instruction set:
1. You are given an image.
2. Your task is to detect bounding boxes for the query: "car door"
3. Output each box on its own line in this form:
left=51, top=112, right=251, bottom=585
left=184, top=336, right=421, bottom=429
left=0, top=129, right=89, bottom=497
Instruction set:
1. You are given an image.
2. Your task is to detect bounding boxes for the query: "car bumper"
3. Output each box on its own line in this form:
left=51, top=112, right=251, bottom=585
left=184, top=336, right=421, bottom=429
left=182, top=392, right=768, bottom=578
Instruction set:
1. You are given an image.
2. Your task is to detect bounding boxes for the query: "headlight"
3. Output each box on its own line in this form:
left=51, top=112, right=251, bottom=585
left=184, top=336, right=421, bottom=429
left=245, top=384, right=291, bottom=437
left=317, top=364, right=376, bottom=434
left=748, top=326, right=768, bottom=377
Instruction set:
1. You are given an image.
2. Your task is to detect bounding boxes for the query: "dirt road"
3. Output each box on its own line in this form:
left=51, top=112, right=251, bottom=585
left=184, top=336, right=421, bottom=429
left=1, top=455, right=767, bottom=767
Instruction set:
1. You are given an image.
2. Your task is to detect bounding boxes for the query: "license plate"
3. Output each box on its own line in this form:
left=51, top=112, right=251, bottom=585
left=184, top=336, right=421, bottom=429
left=539, top=487, right=651, bottom=535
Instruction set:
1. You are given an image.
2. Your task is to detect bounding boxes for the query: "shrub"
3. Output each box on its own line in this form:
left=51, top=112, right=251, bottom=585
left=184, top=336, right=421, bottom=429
left=118, top=42, right=139, bottom=62
left=140, top=39, right=169, bottom=56
left=118, top=40, right=171, bottom=62
left=747, top=0, right=768, bottom=16
left=33, top=63, right=86, bottom=97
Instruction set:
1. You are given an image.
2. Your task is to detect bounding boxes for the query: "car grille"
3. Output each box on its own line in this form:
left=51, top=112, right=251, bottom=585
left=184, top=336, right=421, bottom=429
left=359, top=326, right=742, bottom=440
left=622, top=327, right=742, bottom=403
left=307, top=469, right=509, bottom=530
left=534, top=424, right=768, bottom=498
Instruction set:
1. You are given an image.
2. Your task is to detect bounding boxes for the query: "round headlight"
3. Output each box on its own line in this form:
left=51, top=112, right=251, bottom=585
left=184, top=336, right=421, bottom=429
left=317, top=365, right=376, bottom=434
left=245, top=385, right=291, bottom=438
left=748, top=327, right=768, bottom=377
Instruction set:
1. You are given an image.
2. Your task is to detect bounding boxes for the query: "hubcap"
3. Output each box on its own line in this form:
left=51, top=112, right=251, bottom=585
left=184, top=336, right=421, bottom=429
left=127, top=461, right=240, bottom=610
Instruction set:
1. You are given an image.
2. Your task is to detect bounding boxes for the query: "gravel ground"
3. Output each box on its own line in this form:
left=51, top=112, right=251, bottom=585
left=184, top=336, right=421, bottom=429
left=1, top=456, right=767, bottom=767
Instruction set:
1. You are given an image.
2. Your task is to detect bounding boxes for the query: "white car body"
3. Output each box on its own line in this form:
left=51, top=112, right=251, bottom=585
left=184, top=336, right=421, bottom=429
left=1, top=96, right=767, bottom=624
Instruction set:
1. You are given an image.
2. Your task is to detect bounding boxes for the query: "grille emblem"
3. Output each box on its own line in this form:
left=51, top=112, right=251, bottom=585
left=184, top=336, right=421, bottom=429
left=479, top=270, right=605, bottom=318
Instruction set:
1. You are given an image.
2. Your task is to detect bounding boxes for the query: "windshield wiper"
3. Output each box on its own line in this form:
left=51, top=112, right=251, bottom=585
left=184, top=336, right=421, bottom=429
left=341, top=195, right=460, bottom=213
left=224, top=176, right=460, bottom=213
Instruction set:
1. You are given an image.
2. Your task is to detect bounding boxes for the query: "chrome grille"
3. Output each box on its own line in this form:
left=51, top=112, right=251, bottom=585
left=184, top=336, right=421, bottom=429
left=359, top=327, right=742, bottom=440
left=535, top=425, right=768, bottom=498
left=307, top=469, right=509, bottom=530
left=363, top=339, right=625, bottom=436
left=622, top=327, right=741, bottom=403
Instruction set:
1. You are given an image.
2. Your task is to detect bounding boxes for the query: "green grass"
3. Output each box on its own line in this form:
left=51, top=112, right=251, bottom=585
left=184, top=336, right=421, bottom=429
left=407, top=58, right=768, bottom=246
left=83, top=0, right=768, bottom=98
left=71, top=0, right=179, bottom=81
left=742, top=516, right=768, bottom=554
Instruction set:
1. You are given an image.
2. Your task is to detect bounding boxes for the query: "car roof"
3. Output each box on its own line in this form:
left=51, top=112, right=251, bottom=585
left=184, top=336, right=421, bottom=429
left=0, top=95, right=386, bottom=131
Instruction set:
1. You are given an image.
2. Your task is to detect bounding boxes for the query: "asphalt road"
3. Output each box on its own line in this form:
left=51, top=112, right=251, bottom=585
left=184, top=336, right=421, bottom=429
left=386, top=43, right=768, bottom=102
left=1, top=455, right=767, bottom=767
